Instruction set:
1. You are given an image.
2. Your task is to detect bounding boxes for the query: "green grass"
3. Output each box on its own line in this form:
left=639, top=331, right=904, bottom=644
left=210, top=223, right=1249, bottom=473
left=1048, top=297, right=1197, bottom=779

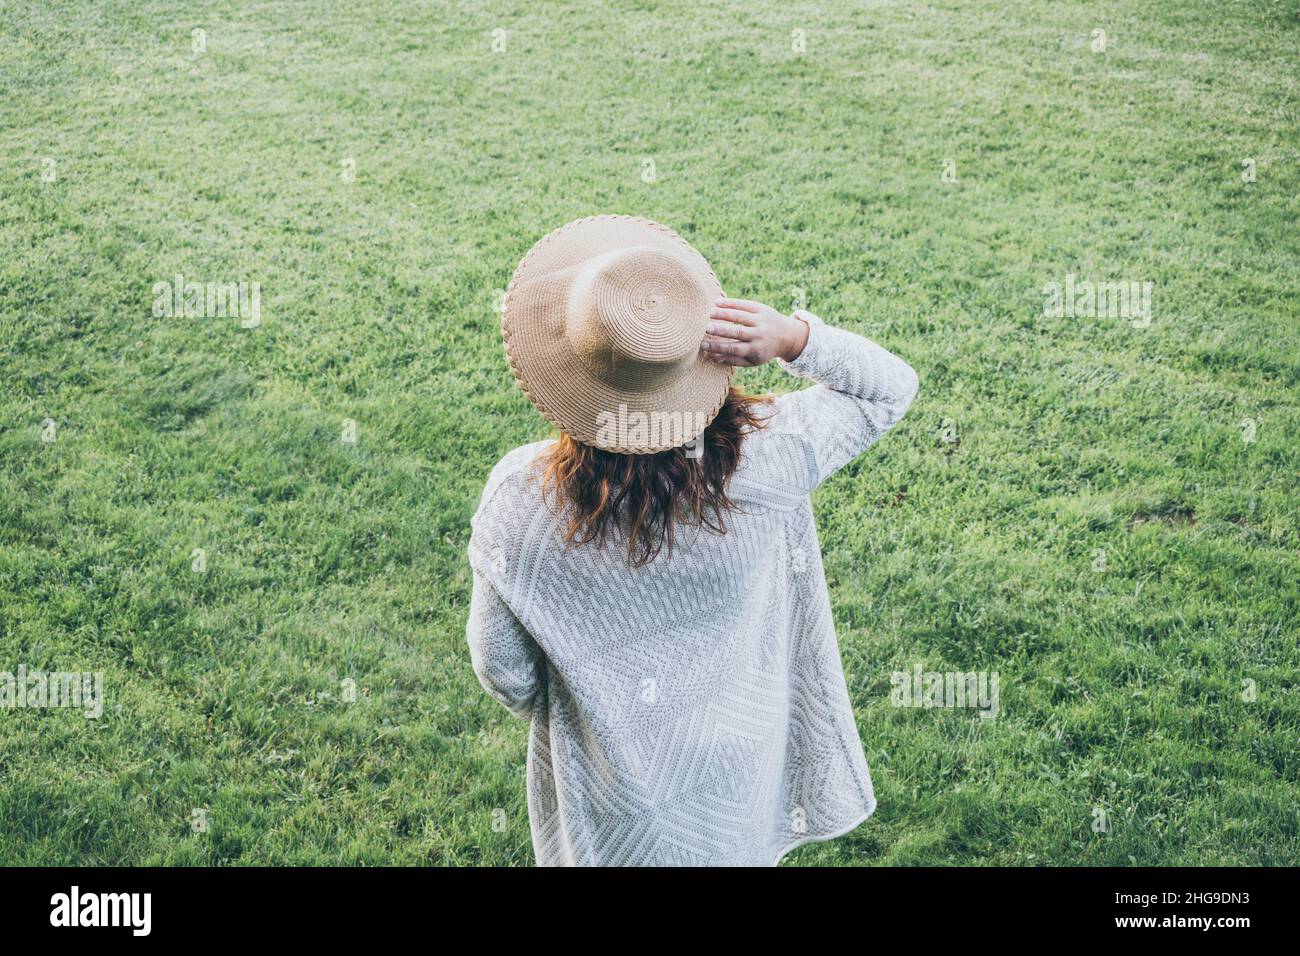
left=1, top=0, right=1297, bottom=865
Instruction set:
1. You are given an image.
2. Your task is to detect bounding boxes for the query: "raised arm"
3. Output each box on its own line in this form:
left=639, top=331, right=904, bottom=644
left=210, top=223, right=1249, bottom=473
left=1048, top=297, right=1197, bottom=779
left=702, top=299, right=918, bottom=491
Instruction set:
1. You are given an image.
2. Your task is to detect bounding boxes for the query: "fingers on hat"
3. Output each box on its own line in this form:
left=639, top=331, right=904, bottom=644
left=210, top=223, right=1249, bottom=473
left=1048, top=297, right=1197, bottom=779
left=709, top=306, right=758, bottom=325
left=700, top=346, right=741, bottom=365
left=704, top=320, right=752, bottom=340
left=714, top=298, right=763, bottom=313
left=701, top=336, right=751, bottom=357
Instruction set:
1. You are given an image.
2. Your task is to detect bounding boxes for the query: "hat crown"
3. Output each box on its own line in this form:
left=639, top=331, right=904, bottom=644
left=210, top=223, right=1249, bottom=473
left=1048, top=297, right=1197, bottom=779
left=565, top=246, right=709, bottom=391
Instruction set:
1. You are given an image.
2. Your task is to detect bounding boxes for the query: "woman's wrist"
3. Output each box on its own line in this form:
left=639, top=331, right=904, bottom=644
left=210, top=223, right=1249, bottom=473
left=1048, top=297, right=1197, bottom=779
left=780, top=312, right=810, bottom=363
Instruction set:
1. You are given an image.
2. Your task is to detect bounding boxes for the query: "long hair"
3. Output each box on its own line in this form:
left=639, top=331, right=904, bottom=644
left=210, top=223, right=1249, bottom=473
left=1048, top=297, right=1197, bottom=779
left=538, top=388, right=772, bottom=566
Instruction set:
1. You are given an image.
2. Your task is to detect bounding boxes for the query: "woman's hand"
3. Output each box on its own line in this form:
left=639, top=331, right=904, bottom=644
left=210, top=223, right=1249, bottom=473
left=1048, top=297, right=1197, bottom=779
left=701, top=298, right=809, bottom=366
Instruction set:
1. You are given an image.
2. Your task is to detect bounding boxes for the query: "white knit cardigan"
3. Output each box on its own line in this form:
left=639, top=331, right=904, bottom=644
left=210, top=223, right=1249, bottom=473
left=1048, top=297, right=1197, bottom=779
left=467, top=311, right=919, bottom=866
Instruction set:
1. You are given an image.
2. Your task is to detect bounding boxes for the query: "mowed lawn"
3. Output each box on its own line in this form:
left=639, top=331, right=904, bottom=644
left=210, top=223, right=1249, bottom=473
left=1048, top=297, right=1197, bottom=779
left=1, top=0, right=1297, bottom=866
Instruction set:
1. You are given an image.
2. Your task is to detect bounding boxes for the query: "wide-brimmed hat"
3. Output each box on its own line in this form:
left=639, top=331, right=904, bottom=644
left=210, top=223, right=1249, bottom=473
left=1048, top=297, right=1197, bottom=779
left=502, top=215, right=732, bottom=454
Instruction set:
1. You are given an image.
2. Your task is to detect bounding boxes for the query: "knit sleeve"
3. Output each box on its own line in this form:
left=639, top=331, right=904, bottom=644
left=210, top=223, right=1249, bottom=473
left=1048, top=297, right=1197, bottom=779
left=466, top=566, right=544, bottom=720
left=769, top=310, right=919, bottom=491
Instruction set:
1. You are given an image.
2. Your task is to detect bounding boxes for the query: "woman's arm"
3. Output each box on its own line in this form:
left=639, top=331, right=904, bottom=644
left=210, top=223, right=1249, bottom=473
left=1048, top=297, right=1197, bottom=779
left=703, top=298, right=918, bottom=490
left=466, top=567, right=544, bottom=720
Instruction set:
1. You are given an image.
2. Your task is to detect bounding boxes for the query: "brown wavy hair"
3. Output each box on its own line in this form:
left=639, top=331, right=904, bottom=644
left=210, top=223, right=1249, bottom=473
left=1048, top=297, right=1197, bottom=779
left=538, top=388, right=773, bottom=566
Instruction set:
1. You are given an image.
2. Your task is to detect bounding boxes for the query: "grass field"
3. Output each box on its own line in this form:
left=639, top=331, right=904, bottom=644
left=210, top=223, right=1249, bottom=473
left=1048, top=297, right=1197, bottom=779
left=2, top=0, right=1298, bottom=866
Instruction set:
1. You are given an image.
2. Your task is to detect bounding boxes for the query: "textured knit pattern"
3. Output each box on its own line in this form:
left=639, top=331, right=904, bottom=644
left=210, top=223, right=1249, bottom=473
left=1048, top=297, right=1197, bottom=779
left=467, top=312, right=919, bottom=866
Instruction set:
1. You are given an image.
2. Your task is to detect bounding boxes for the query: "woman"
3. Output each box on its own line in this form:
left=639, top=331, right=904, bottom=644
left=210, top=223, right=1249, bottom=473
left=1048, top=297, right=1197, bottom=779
left=467, top=215, right=918, bottom=866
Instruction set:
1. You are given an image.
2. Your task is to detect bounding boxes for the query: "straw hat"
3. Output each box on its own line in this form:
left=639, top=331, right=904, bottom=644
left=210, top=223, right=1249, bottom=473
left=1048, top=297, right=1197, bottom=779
left=502, top=215, right=732, bottom=454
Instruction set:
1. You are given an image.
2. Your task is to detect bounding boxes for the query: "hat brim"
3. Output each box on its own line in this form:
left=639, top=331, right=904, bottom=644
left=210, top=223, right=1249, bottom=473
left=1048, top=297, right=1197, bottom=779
left=502, top=216, right=732, bottom=454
